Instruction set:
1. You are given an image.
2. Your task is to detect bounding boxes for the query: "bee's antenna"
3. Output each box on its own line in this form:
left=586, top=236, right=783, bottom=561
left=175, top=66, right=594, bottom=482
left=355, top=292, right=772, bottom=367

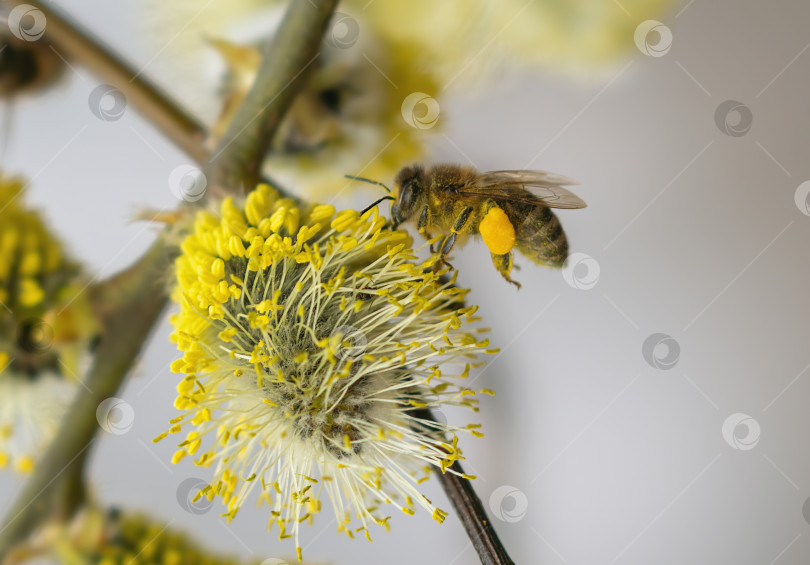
left=345, top=174, right=392, bottom=194
left=360, top=195, right=395, bottom=216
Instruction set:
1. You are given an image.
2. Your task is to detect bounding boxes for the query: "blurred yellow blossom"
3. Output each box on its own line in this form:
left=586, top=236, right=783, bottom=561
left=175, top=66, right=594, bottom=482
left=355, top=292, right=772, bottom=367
left=143, top=0, right=676, bottom=199
left=0, top=176, right=98, bottom=474
left=9, top=505, right=292, bottom=565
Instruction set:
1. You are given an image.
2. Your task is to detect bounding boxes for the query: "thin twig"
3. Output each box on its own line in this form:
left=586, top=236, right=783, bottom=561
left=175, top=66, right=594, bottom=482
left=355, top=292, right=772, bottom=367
left=1, top=0, right=208, bottom=163
left=410, top=408, right=515, bottom=565
left=207, top=0, right=338, bottom=191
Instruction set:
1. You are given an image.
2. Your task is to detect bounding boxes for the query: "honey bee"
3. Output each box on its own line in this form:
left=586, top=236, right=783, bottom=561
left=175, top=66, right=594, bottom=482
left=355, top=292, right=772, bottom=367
left=348, top=164, right=586, bottom=289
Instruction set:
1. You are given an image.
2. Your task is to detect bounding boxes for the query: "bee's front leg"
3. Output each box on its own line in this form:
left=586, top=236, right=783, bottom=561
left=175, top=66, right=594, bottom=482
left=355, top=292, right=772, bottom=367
left=415, top=206, right=437, bottom=251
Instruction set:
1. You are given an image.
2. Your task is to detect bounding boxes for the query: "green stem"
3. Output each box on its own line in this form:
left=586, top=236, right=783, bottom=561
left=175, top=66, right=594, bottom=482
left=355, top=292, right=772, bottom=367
left=207, top=0, right=339, bottom=191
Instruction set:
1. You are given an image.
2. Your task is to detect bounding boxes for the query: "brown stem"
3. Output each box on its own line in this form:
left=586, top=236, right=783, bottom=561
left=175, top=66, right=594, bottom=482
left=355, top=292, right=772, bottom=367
left=410, top=408, right=515, bottom=565
left=207, top=0, right=338, bottom=191
left=1, top=0, right=209, bottom=163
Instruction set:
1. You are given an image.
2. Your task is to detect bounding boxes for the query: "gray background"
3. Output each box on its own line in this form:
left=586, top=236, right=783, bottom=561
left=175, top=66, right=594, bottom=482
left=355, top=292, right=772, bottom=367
left=2, top=1, right=810, bottom=564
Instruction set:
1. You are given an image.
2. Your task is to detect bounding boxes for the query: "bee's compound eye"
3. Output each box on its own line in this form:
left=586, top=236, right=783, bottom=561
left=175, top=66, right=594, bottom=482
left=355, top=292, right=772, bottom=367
left=319, top=86, right=341, bottom=113
left=398, top=184, right=414, bottom=214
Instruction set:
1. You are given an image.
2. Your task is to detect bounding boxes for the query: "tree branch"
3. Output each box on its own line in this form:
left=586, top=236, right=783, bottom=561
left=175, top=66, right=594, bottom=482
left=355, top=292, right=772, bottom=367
left=207, top=0, right=338, bottom=191
left=1, top=0, right=209, bottom=163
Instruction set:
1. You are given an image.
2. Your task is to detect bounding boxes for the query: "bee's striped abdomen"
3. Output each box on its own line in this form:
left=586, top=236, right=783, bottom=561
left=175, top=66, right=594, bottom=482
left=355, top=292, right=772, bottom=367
left=513, top=206, right=568, bottom=267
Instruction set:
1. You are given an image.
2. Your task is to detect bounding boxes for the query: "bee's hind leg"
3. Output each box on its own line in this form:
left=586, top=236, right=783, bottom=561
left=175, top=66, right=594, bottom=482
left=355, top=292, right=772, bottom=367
left=491, top=251, right=522, bottom=289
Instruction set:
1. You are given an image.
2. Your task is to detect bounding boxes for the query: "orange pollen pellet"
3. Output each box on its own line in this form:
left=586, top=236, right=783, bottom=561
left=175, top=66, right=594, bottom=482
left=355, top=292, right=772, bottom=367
left=479, top=207, right=515, bottom=255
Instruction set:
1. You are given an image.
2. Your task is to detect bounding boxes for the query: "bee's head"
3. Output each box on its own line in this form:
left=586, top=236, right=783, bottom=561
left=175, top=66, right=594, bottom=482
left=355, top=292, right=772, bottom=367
left=391, top=165, right=425, bottom=228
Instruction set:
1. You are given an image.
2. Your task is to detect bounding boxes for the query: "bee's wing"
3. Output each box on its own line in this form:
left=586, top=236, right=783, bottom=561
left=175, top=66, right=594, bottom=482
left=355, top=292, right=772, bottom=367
left=477, top=170, right=579, bottom=187
left=460, top=170, right=587, bottom=209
